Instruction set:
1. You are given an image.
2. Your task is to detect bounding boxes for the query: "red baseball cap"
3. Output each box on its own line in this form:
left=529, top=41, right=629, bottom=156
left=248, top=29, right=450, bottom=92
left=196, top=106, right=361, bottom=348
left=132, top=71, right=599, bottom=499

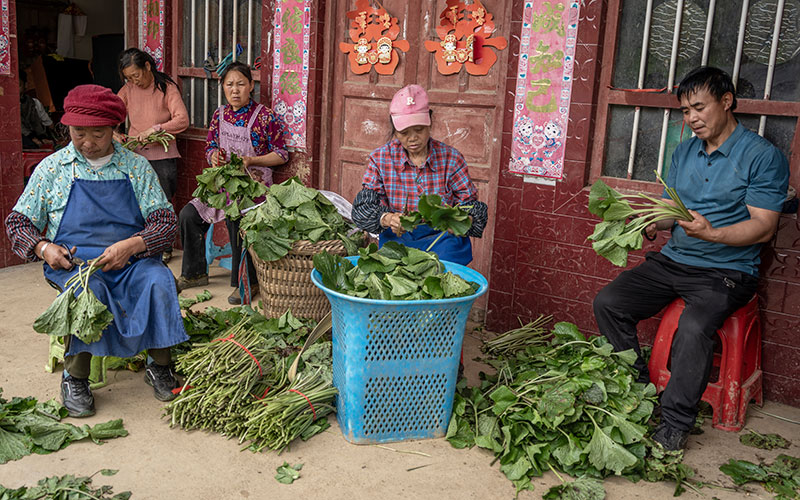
left=390, top=84, right=431, bottom=131
left=61, top=84, right=127, bottom=127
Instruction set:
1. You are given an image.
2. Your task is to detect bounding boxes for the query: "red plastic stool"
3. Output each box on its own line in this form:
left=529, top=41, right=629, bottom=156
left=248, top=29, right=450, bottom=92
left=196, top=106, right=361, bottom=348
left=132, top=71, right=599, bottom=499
left=648, top=295, right=762, bottom=432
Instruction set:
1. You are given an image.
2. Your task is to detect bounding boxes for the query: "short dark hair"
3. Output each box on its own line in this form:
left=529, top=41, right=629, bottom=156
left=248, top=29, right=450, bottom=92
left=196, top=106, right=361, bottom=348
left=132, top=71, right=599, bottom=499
left=220, top=62, right=252, bottom=83
left=676, top=66, right=737, bottom=111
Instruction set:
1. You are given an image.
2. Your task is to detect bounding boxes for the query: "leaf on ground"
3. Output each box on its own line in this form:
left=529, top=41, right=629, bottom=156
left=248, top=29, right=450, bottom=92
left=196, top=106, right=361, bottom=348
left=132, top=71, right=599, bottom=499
left=739, top=430, right=791, bottom=450
left=275, top=461, right=303, bottom=484
left=542, top=477, right=606, bottom=500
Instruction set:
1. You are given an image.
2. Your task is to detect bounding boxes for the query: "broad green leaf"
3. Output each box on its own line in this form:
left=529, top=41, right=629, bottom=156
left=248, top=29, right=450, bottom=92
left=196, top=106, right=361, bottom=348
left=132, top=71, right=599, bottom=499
left=739, top=430, right=792, bottom=450
left=543, top=477, right=606, bottom=500
left=250, top=231, right=294, bottom=262
left=270, top=178, right=317, bottom=208
left=603, top=201, right=635, bottom=221
left=552, top=322, right=585, bottom=343
left=0, top=427, right=32, bottom=464
left=386, top=274, right=418, bottom=297
left=500, top=454, right=532, bottom=481
left=552, top=434, right=584, bottom=468
left=588, top=179, right=623, bottom=216
left=439, top=272, right=473, bottom=297
left=32, top=290, right=73, bottom=337
left=489, top=386, right=517, bottom=415
left=585, top=421, right=638, bottom=474
left=611, top=349, right=638, bottom=367
left=274, top=461, right=303, bottom=484
left=719, top=459, right=768, bottom=485
left=422, top=276, right=444, bottom=299
left=87, top=419, right=129, bottom=443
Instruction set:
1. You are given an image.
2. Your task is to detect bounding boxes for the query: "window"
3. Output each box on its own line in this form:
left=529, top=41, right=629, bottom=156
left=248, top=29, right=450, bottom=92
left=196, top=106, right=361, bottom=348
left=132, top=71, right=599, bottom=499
left=592, top=0, right=800, bottom=188
left=174, top=0, right=263, bottom=129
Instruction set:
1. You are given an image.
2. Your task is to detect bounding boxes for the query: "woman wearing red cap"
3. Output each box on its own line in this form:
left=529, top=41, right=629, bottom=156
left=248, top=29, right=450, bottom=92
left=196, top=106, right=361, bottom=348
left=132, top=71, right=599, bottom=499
left=352, top=84, right=487, bottom=265
left=117, top=48, right=190, bottom=264
left=5, top=84, right=188, bottom=417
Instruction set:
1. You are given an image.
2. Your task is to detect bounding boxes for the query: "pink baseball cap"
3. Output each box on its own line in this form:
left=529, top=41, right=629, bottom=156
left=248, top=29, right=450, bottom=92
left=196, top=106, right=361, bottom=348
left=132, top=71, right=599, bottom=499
left=390, top=84, right=431, bottom=131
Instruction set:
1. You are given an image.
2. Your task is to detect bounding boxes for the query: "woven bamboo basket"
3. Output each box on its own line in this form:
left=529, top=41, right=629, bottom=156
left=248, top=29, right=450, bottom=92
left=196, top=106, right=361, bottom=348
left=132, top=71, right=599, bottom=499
left=249, top=238, right=348, bottom=321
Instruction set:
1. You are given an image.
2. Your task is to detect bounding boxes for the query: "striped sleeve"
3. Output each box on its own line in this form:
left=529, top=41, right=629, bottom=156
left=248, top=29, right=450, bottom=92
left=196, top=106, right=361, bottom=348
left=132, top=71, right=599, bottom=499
left=352, top=188, right=389, bottom=235
left=460, top=200, right=488, bottom=238
left=5, top=211, right=47, bottom=261
left=132, top=208, right=178, bottom=257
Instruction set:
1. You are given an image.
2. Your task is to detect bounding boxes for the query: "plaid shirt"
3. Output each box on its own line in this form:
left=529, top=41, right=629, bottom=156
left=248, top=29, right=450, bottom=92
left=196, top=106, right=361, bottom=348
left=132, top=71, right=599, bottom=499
left=362, top=138, right=478, bottom=212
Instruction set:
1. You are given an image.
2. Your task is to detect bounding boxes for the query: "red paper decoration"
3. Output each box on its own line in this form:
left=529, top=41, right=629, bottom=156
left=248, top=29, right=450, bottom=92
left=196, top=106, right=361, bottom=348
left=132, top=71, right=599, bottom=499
left=424, top=0, right=507, bottom=76
left=339, top=0, right=410, bottom=75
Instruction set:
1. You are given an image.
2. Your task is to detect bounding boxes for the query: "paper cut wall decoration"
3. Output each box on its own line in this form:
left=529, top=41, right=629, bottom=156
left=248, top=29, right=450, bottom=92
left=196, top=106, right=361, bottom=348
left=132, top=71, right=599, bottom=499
left=339, top=0, right=410, bottom=75
left=424, top=0, right=507, bottom=75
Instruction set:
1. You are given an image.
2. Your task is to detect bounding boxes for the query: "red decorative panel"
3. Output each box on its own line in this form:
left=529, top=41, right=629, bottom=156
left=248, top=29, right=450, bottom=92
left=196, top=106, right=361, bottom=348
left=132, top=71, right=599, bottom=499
left=493, top=186, right=522, bottom=242
left=761, top=310, right=800, bottom=347
left=520, top=181, right=555, bottom=212
left=762, top=342, right=800, bottom=380
left=489, top=238, right=519, bottom=295
left=518, top=210, right=573, bottom=243
left=763, top=373, right=800, bottom=407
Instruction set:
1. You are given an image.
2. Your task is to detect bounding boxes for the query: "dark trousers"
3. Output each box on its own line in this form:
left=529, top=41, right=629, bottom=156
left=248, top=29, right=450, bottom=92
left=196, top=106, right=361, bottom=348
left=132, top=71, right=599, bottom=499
left=593, top=252, right=757, bottom=431
left=149, top=158, right=178, bottom=201
left=178, top=203, right=256, bottom=287
left=179, top=203, right=209, bottom=279
left=64, top=336, right=171, bottom=379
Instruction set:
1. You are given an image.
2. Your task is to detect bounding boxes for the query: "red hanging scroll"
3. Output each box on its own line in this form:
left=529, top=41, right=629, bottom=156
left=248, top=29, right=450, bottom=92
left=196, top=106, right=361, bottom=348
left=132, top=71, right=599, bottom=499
left=338, top=0, right=410, bottom=75
left=424, top=0, right=507, bottom=76
left=141, top=0, right=165, bottom=70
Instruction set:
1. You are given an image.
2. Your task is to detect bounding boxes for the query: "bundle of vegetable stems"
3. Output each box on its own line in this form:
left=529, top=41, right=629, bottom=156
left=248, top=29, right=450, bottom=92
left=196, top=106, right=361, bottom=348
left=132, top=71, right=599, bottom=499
left=121, top=130, right=175, bottom=152
left=613, top=172, right=693, bottom=231
left=483, top=314, right=553, bottom=356
left=165, top=317, right=336, bottom=452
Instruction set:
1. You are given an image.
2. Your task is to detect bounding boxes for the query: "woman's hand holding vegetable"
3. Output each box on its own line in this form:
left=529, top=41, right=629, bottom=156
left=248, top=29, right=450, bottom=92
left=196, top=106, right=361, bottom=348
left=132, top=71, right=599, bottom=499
left=94, top=237, right=146, bottom=271
left=38, top=242, right=77, bottom=270
left=380, top=212, right=405, bottom=236
left=136, top=127, right=157, bottom=142
left=209, top=149, right=227, bottom=167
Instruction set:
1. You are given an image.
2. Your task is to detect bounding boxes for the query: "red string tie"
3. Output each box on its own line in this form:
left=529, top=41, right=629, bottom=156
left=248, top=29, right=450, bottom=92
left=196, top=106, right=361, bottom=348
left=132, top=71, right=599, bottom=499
left=251, top=387, right=271, bottom=400
left=171, top=384, right=194, bottom=395
left=212, top=333, right=263, bottom=376
left=289, top=389, right=317, bottom=420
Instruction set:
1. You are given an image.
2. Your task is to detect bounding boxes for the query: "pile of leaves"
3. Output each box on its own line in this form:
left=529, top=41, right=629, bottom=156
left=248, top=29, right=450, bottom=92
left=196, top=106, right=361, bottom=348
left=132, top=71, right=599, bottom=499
left=0, top=470, right=131, bottom=500
left=275, top=462, right=303, bottom=484
left=313, top=241, right=479, bottom=300
left=720, top=454, right=799, bottom=499
left=165, top=308, right=336, bottom=453
left=121, top=130, right=175, bottom=153
left=739, top=429, right=792, bottom=450
left=587, top=175, right=693, bottom=267
left=446, top=321, right=697, bottom=496
left=178, top=289, right=212, bottom=310
left=400, top=194, right=473, bottom=245
left=0, top=389, right=128, bottom=464
left=240, top=177, right=362, bottom=262
left=193, top=153, right=268, bottom=220
left=33, top=259, right=113, bottom=344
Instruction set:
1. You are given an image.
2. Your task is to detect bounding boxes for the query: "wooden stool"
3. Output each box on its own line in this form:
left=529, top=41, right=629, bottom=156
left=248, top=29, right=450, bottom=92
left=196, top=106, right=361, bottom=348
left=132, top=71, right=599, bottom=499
left=648, top=295, right=762, bottom=432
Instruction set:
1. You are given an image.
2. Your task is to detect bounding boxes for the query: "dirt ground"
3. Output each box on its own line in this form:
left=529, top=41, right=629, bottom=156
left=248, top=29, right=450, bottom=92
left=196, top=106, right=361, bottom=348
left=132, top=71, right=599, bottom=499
left=0, top=254, right=798, bottom=500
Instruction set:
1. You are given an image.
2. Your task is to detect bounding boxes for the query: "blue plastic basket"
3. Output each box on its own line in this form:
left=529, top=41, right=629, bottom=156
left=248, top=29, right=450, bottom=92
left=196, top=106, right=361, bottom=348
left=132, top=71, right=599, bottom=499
left=310, top=256, right=488, bottom=444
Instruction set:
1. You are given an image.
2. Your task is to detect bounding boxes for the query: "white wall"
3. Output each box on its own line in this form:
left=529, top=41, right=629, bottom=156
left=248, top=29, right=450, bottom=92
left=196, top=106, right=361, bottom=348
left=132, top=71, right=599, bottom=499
left=72, top=0, right=124, bottom=60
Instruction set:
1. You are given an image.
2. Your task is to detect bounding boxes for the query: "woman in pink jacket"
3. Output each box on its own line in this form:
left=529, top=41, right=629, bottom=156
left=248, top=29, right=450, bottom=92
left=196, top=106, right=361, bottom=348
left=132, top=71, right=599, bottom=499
left=117, top=48, right=189, bottom=263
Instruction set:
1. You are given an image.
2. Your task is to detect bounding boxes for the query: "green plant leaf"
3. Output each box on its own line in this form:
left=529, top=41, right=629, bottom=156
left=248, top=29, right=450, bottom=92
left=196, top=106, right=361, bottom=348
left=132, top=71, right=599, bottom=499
left=543, top=477, right=606, bottom=500
left=275, top=461, right=303, bottom=484
left=585, top=420, right=638, bottom=474
left=32, top=290, right=73, bottom=337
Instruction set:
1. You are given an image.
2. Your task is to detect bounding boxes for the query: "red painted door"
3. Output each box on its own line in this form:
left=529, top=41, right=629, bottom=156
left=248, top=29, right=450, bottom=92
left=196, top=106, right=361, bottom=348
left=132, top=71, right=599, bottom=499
left=323, top=0, right=512, bottom=311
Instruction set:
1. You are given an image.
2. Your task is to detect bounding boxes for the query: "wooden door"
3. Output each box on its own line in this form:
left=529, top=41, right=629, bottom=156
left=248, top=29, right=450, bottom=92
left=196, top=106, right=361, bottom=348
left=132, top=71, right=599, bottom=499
left=323, top=0, right=512, bottom=313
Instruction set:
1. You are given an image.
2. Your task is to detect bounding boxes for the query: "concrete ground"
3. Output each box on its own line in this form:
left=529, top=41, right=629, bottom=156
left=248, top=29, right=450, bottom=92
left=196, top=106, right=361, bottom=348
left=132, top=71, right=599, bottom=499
left=0, top=253, right=798, bottom=499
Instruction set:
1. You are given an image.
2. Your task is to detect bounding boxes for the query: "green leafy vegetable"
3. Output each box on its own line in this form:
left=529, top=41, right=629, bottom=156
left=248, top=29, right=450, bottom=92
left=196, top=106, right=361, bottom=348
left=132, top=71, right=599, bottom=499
left=274, top=462, right=303, bottom=484
left=240, top=177, right=362, bottom=262
left=720, top=454, right=800, bottom=499
left=587, top=174, right=693, bottom=267
left=33, top=259, right=113, bottom=344
left=446, top=321, right=701, bottom=494
left=400, top=194, right=473, bottom=251
left=178, top=289, right=213, bottom=310
left=121, top=129, right=175, bottom=153
left=0, top=470, right=131, bottom=499
left=739, top=429, right=792, bottom=450
left=543, top=477, right=606, bottom=500
left=0, top=389, right=127, bottom=464
left=166, top=307, right=336, bottom=453
left=192, top=153, right=269, bottom=220
left=313, top=242, right=479, bottom=300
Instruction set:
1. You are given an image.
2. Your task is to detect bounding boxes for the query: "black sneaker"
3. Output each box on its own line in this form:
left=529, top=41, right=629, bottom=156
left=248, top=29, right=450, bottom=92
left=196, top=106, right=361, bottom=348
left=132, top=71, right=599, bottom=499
left=651, top=422, right=689, bottom=451
left=61, top=373, right=96, bottom=418
left=144, top=363, right=180, bottom=402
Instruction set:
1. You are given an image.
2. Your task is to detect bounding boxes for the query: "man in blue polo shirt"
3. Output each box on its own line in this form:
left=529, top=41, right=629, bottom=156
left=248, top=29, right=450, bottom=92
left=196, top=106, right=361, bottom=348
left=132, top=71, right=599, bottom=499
left=593, top=66, right=789, bottom=451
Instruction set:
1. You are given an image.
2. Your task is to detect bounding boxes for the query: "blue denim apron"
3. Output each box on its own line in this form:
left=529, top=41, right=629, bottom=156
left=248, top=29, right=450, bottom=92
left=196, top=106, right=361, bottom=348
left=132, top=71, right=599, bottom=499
left=379, top=224, right=473, bottom=266
left=44, top=175, right=188, bottom=357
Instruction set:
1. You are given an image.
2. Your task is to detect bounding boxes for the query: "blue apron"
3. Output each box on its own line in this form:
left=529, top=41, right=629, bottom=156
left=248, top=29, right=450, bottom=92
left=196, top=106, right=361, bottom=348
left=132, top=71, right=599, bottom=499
left=44, top=175, right=188, bottom=358
left=379, top=224, right=473, bottom=266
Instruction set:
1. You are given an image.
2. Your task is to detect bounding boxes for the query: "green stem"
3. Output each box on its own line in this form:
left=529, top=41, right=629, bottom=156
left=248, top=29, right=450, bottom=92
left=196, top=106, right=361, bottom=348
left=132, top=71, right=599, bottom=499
left=547, top=462, right=565, bottom=483
left=425, top=230, right=447, bottom=252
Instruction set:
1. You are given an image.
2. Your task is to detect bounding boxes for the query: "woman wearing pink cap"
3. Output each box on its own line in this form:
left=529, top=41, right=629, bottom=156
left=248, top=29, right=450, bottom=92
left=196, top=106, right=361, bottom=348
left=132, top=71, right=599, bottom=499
left=5, top=84, right=188, bottom=417
left=352, top=84, right=487, bottom=265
